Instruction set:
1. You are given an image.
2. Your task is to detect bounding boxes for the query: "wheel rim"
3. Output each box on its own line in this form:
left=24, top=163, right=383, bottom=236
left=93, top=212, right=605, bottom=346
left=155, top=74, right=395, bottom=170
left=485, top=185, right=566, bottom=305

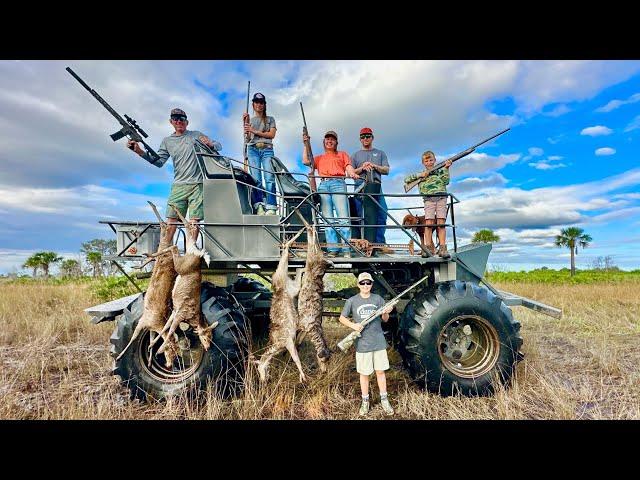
left=437, top=315, right=500, bottom=378
left=138, top=327, right=205, bottom=383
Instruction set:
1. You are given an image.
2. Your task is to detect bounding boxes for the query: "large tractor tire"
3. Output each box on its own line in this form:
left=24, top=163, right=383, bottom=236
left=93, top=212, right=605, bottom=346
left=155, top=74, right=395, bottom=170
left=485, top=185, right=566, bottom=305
left=397, top=280, right=523, bottom=396
left=110, top=281, right=251, bottom=401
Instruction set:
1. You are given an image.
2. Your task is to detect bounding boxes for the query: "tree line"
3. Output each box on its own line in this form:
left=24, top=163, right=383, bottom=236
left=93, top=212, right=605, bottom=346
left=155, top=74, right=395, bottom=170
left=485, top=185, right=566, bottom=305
left=21, top=239, right=117, bottom=278
left=18, top=227, right=594, bottom=278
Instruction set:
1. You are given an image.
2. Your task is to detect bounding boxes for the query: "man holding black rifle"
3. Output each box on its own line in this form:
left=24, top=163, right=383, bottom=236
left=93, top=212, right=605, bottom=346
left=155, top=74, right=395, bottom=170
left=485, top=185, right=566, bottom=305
left=127, top=108, right=221, bottom=239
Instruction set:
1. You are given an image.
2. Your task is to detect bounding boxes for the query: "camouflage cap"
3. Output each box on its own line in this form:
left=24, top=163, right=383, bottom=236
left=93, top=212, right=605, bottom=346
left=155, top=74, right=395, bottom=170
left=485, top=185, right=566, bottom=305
left=170, top=108, right=187, bottom=118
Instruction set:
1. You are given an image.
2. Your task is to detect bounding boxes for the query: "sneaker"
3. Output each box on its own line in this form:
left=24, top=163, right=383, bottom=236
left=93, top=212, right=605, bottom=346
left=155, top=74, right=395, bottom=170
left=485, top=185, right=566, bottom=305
left=265, top=208, right=278, bottom=216
left=326, top=251, right=338, bottom=258
left=359, top=399, right=370, bottom=416
left=343, top=250, right=352, bottom=258
left=380, top=397, right=394, bottom=416
left=255, top=204, right=266, bottom=215
left=438, top=244, right=451, bottom=259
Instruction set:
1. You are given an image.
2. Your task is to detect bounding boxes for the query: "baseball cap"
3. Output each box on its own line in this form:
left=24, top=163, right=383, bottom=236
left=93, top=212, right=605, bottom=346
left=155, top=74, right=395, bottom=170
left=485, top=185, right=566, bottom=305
left=359, top=127, right=373, bottom=135
left=252, top=92, right=266, bottom=102
left=357, top=272, right=373, bottom=283
left=170, top=108, right=187, bottom=118
left=324, top=130, right=338, bottom=141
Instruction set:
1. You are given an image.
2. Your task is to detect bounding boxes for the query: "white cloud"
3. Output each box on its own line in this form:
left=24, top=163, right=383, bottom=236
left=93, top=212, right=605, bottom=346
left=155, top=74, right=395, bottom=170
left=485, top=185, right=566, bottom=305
left=528, top=161, right=568, bottom=170
left=624, top=115, right=640, bottom=132
left=528, top=147, right=544, bottom=156
left=595, top=147, right=616, bottom=156
left=451, top=173, right=507, bottom=193
left=596, top=92, right=640, bottom=112
left=580, top=125, right=613, bottom=136
left=547, top=155, right=563, bottom=160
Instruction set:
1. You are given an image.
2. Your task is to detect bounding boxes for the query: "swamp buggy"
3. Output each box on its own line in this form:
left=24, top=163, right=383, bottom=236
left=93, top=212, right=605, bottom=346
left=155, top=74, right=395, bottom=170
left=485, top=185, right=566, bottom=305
left=85, top=141, right=562, bottom=401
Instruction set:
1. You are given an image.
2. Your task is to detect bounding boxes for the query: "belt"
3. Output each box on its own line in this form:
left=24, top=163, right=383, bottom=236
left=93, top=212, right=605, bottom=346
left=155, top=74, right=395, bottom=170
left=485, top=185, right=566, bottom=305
left=319, top=177, right=345, bottom=182
left=253, top=142, right=272, bottom=149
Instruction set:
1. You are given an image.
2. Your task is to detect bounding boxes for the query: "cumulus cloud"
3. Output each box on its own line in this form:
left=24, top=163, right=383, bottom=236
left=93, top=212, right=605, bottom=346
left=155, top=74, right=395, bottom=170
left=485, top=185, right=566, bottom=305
left=596, top=92, right=640, bottom=112
left=595, top=147, right=616, bottom=156
left=2, top=60, right=640, bottom=272
left=580, top=125, right=613, bottom=136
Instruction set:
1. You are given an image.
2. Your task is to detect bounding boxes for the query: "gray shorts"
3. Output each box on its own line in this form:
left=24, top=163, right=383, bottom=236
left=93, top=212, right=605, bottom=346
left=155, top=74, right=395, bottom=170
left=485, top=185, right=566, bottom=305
left=424, top=196, right=447, bottom=219
left=356, top=349, right=390, bottom=375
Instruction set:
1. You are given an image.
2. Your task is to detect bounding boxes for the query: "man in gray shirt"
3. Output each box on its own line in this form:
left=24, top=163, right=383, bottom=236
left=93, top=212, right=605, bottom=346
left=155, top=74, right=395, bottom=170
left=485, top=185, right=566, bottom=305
left=350, top=127, right=390, bottom=246
left=339, top=272, right=394, bottom=416
left=127, top=108, right=221, bottom=238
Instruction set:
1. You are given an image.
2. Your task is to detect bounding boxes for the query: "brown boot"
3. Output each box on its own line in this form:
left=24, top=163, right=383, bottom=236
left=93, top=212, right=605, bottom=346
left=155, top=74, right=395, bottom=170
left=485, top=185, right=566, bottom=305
left=438, top=244, right=451, bottom=259
left=421, top=244, right=436, bottom=258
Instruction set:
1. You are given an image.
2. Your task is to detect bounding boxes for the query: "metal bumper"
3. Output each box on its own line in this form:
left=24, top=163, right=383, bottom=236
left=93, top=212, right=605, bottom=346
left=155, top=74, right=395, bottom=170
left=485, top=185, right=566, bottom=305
left=84, top=293, right=142, bottom=324
left=497, top=290, right=562, bottom=319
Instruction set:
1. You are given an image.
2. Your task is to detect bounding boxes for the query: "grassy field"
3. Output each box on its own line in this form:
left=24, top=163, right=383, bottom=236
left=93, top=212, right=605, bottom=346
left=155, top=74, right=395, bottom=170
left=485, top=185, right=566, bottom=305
left=1, top=273, right=638, bottom=419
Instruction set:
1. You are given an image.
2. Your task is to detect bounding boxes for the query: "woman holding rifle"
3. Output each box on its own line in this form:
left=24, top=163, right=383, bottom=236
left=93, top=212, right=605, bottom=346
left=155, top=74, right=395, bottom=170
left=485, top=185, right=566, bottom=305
left=302, top=130, right=359, bottom=257
left=242, top=93, right=278, bottom=215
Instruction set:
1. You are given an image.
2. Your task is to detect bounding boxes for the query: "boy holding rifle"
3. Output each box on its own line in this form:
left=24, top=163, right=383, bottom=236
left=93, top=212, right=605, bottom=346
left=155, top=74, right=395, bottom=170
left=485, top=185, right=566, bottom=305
left=404, top=151, right=453, bottom=258
left=338, top=272, right=395, bottom=416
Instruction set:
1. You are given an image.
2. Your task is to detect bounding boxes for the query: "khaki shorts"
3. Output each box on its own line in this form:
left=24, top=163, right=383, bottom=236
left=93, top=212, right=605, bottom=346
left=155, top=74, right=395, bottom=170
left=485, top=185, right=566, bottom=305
left=166, top=183, right=203, bottom=220
left=424, top=196, right=447, bottom=220
left=356, top=349, right=390, bottom=376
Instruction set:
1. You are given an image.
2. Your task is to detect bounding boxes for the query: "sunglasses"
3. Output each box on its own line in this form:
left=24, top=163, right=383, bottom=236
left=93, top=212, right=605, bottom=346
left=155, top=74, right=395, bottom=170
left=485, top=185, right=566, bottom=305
left=359, top=280, right=373, bottom=286
left=360, top=134, right=373, bottom=139
left=171, top=115, right=187, bottom=122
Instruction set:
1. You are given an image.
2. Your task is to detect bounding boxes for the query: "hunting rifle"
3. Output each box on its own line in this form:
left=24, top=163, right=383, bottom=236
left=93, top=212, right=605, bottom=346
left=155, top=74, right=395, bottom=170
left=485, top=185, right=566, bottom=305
left=337, top=275, right=430, bottom=352
left=404, top=128, right=510, bottom=193
left=300, top=102, right=317, bottom=192
left=65, top=67, right=159, bottom=164
left=242, top=80, right=251, bottom=173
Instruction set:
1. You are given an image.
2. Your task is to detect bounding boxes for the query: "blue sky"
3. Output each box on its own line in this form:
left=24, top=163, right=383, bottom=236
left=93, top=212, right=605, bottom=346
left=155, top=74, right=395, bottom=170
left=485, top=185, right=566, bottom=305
left=1, top=60, right=639, bottom=273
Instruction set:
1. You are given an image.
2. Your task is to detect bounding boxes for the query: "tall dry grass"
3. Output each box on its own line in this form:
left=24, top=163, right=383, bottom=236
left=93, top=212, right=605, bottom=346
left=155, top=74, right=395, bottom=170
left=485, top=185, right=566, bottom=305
left=0, top=280, right=638, bottom=419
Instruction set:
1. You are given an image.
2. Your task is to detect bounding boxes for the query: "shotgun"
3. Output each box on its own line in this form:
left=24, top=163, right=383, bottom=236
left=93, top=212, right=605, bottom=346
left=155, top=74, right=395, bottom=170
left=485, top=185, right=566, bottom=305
left=337, top=275, right=430, bottom=352
left=404, top=128, right=510, bottom=193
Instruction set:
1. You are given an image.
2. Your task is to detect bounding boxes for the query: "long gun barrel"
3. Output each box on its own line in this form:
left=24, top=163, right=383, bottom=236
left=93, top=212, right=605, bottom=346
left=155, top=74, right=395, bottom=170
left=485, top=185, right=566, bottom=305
left=404, top=128, right=510, bottom=193
left=65, top=66, right=159, bottom=163
left=337, top=275, right=430, bottom=352
left=243, top=80, right=251, bottom=173
left=300, top=102, right=317, bottom=192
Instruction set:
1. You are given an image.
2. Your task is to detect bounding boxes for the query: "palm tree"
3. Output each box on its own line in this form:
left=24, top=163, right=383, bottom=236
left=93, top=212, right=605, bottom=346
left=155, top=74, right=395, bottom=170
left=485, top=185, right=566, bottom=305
left=22, top=255, right=41, bottom=277
left=37, top=252, right=63, bottom=278
left=60, top=259, right=81, bottom=278
left=86, top=251, right=103, bottom=277
left=472, top=229, right=500, bottom=243
left=555, top=227, right=592, bottom=276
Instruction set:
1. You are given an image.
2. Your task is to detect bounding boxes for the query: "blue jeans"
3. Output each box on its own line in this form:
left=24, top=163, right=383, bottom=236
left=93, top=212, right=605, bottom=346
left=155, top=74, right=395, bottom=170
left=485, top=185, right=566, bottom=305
left=247, top=144, right=276, bottom=211
left=353, top=180, right=388, bottom=243
left=318, top=178, right=351, bottom=253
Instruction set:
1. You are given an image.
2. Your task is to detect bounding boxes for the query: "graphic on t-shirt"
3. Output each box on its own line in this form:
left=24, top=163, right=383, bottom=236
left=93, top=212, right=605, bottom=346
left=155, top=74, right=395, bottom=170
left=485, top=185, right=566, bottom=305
left=356, top=303, right=378, bottom=321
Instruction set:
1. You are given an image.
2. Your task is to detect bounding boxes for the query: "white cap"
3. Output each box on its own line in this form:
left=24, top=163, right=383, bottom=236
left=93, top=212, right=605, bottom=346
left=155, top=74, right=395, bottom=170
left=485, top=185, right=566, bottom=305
left=357, top=272, right=373, bottom=282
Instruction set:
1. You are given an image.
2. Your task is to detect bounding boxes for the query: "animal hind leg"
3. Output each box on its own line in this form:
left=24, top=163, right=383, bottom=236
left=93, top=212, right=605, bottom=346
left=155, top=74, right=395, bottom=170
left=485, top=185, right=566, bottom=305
left=255, top=343, right=284, bottom=383
left=308, top=324, right=331, bottom=372
left=285, top=337, right=307, bottom=383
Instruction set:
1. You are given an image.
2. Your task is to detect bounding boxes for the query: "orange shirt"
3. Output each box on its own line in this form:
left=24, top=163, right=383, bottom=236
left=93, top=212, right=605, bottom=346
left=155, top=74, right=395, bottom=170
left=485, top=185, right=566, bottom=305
left=313, top=151, right=351, bottom=177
